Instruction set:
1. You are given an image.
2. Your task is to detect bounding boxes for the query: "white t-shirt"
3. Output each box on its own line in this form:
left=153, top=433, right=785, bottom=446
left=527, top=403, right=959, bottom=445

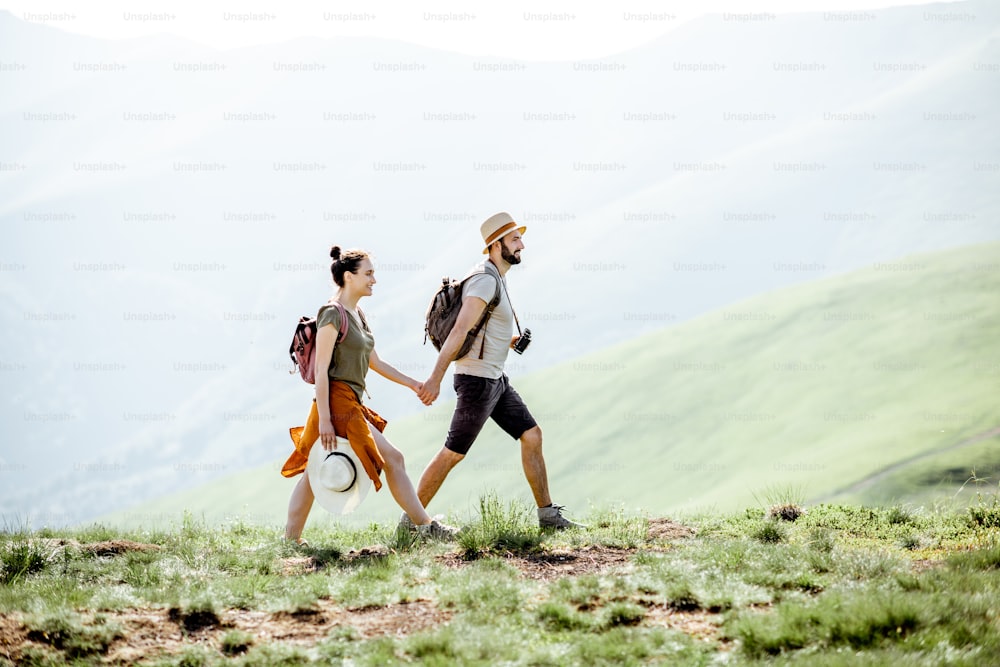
left=454, top=261, right=513, bottom=379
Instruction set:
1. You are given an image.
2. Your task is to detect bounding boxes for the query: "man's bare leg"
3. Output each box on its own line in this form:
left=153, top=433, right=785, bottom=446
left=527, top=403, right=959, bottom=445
left=416, top=447, right=465, bottom=508
left=519, top=425, right=552, bottom=508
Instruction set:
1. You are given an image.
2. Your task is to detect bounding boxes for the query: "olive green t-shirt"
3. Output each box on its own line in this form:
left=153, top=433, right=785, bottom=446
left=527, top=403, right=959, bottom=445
left=317, top=302, right=374, bottom=403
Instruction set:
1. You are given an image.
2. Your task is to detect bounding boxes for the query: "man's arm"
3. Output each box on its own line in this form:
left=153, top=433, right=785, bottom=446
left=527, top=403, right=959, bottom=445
left=417, top=295, right=488, bottom=405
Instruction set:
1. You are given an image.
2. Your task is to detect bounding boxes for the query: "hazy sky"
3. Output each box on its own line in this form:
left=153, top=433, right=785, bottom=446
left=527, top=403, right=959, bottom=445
left=1, top=0, right=962, bottom=58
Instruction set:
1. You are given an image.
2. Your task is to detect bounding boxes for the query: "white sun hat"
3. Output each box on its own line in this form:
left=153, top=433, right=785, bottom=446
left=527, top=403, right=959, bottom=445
left=306, top=440, right=371, bottom=514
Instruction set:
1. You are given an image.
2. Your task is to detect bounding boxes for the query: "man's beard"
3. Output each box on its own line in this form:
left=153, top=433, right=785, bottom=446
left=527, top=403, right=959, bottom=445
left=500, top=241, right=521, bottom=265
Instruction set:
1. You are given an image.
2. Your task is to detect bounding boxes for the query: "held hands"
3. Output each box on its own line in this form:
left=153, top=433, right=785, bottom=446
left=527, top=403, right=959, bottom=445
left=408, top=378, right=433, bottom=406
left=319, top=420, right=338, bottom=451
left=416, top=377, right=441, bottom=406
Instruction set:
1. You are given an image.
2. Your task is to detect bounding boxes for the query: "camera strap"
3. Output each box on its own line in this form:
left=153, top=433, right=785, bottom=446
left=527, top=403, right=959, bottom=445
left=496, top=265, right=523, bottom=338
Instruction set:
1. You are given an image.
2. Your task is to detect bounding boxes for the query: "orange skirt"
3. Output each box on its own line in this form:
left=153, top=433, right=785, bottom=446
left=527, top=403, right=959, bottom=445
left=281, top=380, right=387, bottom=491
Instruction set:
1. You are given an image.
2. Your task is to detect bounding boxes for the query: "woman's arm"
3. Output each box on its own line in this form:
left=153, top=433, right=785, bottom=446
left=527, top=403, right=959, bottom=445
left=369, top=348, right=420, bottom=392
left=314, top=323, right=338, bottom=448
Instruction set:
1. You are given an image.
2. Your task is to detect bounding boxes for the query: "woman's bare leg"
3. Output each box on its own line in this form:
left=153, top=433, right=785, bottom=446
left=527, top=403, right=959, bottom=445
left=284, top=473, right=314, bottom=541
left=368, top=423, right=432, bottom=525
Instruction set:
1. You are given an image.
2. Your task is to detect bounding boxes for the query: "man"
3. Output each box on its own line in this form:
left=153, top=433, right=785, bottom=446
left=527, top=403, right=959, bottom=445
left=412, top=212, right=584, bottom=530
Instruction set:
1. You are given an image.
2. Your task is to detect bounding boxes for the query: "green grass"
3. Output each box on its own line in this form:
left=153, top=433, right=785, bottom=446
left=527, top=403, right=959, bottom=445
left=99, top=242, right=1000, bottom=529
left=5, top=498, right=1000, bottom=665
left=0, top=534, right=49, bottom=585
left=455, top=492, right=543, bottom=560
left=3, top=499, right=999, bottom=665
left=833, top=433, right=1000, bottom=509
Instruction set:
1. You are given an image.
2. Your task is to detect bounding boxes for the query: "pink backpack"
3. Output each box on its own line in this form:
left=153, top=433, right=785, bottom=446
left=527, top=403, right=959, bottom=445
left=288, top=301, right=349, bottom=384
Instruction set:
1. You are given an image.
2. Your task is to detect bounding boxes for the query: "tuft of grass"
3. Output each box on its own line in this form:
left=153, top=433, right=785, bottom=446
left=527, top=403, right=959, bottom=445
left=220, top=629, right=255, bottom=656
left=968, top=502, right=1000, bottom=529
left=807, top=527, right=836, bottom=554
left=24, top=611, right=124, bottom=659
left=168, top=600, right=221, bottom=633
left=602, top=602, right=646, bottom=629
left=537, top=601, right=593, bottom=632
left=456, top=493, right=542, bottom=560
left=751, top=520, right=786, bottom=544
left=563, top=626, right=699, bottom=665
left=753, top=484, right=805, bottom=511
left=665, top=583, right=702, bottom=612
left=886, top=504, right=914, bottom=526
left=387, top=525, right=421, bottom=552
left=729, top=592, right=922, bottom=658
left=295, top=543, right=342, bottom=569
left=0, top=537, right=49, bottom=585
left=234, top=643, right=311, bottom=666
left=16, top=645, right=65, bottom=667
left=550, top=574, right=603, bottom=609
left=438, top=564, right=526, bottom=621
left=581, top=506, right=648, bottom=548
left=406, top=629, right=458, bottom=660
left=948, top=541, right=1000, bottom=571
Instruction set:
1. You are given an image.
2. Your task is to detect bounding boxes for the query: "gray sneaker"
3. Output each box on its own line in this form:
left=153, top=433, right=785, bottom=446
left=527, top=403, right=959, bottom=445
left=398, top=512, right=416, bottom=532
left=399, top=512, right=447, bottom=533
left=416, top=519, right=460, bottom=542
left=538, top=504, right=586, bottom=530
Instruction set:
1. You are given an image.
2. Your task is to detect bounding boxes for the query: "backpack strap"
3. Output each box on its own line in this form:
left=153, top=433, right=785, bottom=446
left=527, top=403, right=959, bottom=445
left=470, top=261, right=505, bottom=360
left=331, top=301, right=349, bottom=344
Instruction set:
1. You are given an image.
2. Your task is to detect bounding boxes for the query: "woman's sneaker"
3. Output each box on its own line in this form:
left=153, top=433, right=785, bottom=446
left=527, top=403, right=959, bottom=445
left=416, top=519, right=460, bottom=542
left=399, top=512, right=450, bottom=532
left=538, top=504, right=586, bottom=530
left=398, top=512, right=416, bottom=532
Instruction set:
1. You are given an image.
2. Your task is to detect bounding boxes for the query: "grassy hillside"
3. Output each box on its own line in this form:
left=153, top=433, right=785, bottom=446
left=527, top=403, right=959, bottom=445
left=2, top=502, right=999, bottom=665
left=830, top=431, right=1000, bottom=509
left=104, top=242, right=1000, bottom=529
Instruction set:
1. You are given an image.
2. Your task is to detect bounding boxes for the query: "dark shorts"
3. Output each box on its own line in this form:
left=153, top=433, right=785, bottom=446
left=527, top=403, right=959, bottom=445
left=444, top=373, right=538, bottom=455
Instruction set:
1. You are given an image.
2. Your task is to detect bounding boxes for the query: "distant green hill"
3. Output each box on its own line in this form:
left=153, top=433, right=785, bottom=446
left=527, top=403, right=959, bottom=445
left=103, top=243, right=1000, bottom=529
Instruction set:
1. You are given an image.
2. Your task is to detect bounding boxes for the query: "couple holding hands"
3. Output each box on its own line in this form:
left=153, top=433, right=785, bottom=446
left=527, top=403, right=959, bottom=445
left=282, top=213, right=582, bottom=543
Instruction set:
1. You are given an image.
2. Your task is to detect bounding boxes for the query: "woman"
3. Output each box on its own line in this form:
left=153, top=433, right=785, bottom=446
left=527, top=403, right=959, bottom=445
left=283, top=246, right=458, bottom=543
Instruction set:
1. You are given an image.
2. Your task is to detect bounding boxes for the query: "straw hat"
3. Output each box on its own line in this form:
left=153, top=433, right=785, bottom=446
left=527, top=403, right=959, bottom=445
left=306, top=440, right=371, bottom=514
left=480, top=212, right=526, bottom=254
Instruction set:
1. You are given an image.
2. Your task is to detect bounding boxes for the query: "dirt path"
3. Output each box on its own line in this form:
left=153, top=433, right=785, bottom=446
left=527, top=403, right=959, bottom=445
left=812, top=425, right=1000, bottom=503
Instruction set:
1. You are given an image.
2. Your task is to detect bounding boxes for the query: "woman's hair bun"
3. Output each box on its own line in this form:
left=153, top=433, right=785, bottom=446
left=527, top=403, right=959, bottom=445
left=330, top=245, right=341, bottom=260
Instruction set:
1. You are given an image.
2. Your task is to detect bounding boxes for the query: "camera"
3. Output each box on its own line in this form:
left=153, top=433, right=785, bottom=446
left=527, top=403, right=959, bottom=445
left=512, top=328, right=532, bottom=355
